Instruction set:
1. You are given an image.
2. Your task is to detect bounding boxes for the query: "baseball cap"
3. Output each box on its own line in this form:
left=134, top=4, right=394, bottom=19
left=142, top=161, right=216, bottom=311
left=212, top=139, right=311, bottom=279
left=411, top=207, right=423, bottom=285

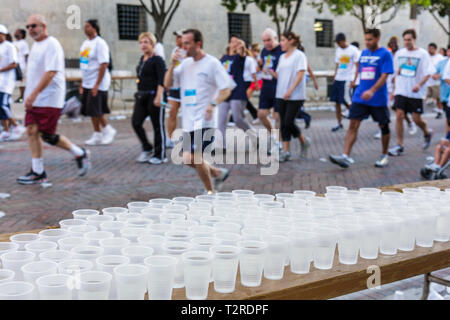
left=335, top=33, right=346, bottom=43
left=0, top=25, right=8, bottom=35
left=173, top=30, right=184, bottom=37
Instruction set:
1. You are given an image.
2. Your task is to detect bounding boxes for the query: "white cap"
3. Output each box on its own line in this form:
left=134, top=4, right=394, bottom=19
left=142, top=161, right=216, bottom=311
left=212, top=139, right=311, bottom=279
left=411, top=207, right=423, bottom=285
left=0, top=24, right=8, bottom=35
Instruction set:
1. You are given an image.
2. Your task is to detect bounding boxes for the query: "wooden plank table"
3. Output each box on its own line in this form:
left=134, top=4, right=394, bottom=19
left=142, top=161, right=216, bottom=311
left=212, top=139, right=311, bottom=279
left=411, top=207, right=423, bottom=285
left=1, top=179, right=449, bottom=300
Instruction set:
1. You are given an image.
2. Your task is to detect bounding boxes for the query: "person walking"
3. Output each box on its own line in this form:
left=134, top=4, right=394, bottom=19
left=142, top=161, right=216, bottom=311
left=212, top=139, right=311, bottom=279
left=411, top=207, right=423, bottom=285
left=13, top=28, right=29, bottom=104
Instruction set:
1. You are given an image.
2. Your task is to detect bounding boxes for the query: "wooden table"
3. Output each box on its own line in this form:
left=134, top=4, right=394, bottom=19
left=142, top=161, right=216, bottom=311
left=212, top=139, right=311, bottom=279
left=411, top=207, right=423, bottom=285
left=1, top=179, right=449, bottom=300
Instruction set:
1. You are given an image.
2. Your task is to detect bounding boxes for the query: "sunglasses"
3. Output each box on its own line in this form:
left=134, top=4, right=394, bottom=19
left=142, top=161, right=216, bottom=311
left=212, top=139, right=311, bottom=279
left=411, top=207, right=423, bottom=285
left=25, top=24, right=40, bottom=29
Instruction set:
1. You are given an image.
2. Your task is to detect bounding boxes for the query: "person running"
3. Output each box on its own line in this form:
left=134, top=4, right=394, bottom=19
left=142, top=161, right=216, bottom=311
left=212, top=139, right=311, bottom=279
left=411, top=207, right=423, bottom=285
left=80, top=19, right=116, bottom=146
left=388, top=29, right=434, bottom=157
left=132, top=32, right=167, bottom=164
left=330, top=33, right=360, bottom=132
left=268, top=31, right=310, bottom=162
left=13, top=28, right=29, bottom=104
left=433, top=45, right=450, bottom=134
left=166, top=30, right=185, bottom=149
left=329, top=29, right=393, bottom=169
left=258, top=28, right=283, bottom=149
left=246, top=43, right=262, bottom=125
left=296, top=45, right=317, bottom=129
left=164, top=29, right=233, bottom=194
left=426, top=43, right=445, bottom=119
left=17, top=14, right=90, bottom=184
left=242, top=46, right=259, bottom=121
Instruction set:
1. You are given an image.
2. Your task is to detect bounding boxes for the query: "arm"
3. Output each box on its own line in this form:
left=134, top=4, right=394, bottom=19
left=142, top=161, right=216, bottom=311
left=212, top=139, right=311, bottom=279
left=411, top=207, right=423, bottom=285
left=308, top=63, right=319, bottom=90
left=25, top=71, right=57, bottom=110
left=0, top=62, right=18, bottom=72
left=284, top=70, right=305, bottom=100
left=361, top=73, right=389, bottom=101
left=154, top=58, right=167, bottom=107
left=205, top=88, right=231, bottom=121
left=333, top=63, right=339, bottom=81
left=91, top=63, right=108, bottom=97
left=351, top=62, right=359, bottom=88
left=164, top=50, right=181, bottom=90
left=412, top=75, right=431, bottom=93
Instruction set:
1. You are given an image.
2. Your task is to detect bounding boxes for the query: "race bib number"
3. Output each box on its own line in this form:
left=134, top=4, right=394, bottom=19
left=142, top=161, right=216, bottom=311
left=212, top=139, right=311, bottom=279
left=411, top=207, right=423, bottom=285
left=361, top=67, right=376, bottom=80
left=183, top=89, right=197, bottom=107
left=398, top=57, right=419, bottom=78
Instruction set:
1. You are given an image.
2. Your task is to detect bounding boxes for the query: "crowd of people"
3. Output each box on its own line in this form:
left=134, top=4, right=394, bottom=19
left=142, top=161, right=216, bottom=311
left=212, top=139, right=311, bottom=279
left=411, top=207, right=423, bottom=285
left=0, top=14, right=449, bottom=194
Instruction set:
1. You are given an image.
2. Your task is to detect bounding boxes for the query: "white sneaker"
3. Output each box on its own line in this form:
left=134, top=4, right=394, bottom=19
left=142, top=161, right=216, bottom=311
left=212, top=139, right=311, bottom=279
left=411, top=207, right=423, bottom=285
left=408, top=122, right=417, bottom=136
left=136, top=151, right=152, bottom=163
left=373, top=132, right=382, bottom=140
left=252, top=118, right=260, bottom=125
left=85, top=132, right=103, bottom=146
left=149, top=157, right=169, bottom=165
left=101, top=126, right=117, bottom=145
left=12, top=125, right=26, bottom=137
left=341, top=110, right=350, bottom=118
left=0, top=131, right=11, bottom=142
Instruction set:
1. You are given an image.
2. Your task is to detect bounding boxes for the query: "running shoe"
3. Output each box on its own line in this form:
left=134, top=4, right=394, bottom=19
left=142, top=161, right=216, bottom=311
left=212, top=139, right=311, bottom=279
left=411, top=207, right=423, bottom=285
left=329, top=154, right=351, bottom=168
left=423, top=129, right=434, bottom=150
left=341, top=110, right=350, bottom=119
left=165, top=138, right=175, bottom=149
left=301, top=137, right=311, bottom=158
left=85, top=133, right=103, bottom=146
left=277, top=150, right=291, bottom=162
left=0, top=131, right=11, bottom=142
left=136, top=151, right=152, bottom=163
left=75, top=148, right=91, bottom=177
left=435, top=111, right=443, bottom=119
left=14, top=97, right=24, bottom=104
left=149, top=156, right=169, bottom=165
left=101, top=126, right=117, bottom=145
left=424, top=163, right=440, bottom=172
left=214, top=168, right=230, bottom=191
left=17, top=170, right=48, bottom=185
left=373, top=131, right=382, bottom=140
left=331, top=124, right=344, bottom=132
left=408, top=122, right=417, bottom=136
left=375, top=155, right=389, bottom=168
left=388, top=145, right=404, bottom=157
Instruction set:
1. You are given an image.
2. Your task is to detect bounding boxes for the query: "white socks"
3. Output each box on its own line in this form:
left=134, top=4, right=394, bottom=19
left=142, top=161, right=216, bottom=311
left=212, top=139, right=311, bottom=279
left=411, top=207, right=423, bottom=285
left=32, top=158, right=44, bottom=174
left=70, top=144, right=84, bottom=157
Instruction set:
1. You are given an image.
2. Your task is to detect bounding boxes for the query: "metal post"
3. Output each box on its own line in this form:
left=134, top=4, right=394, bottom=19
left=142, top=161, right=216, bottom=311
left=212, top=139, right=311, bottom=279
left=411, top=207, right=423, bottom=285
left=421, top=273, right=431, bottom=300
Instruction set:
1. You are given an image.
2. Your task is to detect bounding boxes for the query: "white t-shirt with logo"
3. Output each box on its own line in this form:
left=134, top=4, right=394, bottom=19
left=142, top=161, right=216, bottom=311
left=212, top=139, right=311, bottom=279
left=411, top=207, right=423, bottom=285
left=335, top=45, right=360, bottom=81
left=426, top=53, right=445, bottom=87
left=275, top=49, right=307, bottom=101
left=243, top=56, right=257, bottom=82
left=174, top=54, right=236, bottom=132
left=0, top=40, right=18, bottom=94
left=25, top=36, right=66, bottom=109
left=80, top=36, right=111, bottom=91
left=394, top=47, right=435, bottom=99
left=13, top=39, right=29, bottom=73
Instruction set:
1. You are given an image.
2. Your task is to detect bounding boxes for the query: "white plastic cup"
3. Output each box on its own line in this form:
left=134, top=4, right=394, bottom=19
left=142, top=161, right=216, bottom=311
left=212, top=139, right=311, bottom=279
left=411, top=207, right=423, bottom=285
left=121, top=246, right=154, bottom=264
left=149, top=198, right=173, bottom=208
left=120, top=227, right=150, bottom=243
left=326, top=186, right=348, bottom=194
left=260, top=201, right=284, bottom=210
left=148, top=223, right=173, bottom=236
left=160, top=213, right=186, bottom=225
left=262, top=235, right=289, bottom=280
left=313, top=227, right=338, bottom=270
left=379, top=216, right=402, bottom=255
left=59, top=219, right=88, bottom=229
left=293, top=190, right=316, bottom=199
left=127, top=201, right=151, bottom=214
left=36, top=274, right=73, bottom=300
left=435, top=207, right=450, bottom=242
left=162, top=241, right=193, bottom=289
left=195, top=195, right=216, bottom=203
left=72, top=209, right=100, bottom=220
left=99, top=221, right=126, bottom=237
left=78, top=271, right=112, bottom=300
left=337, top=224, right=361, bottom=265
left=144, top=256, right=177, bottom=300
left=67, top=225, right=97, bottom=238
left=86, top=215, right=115, bottom=229
left=238, top=240, right=267, bottom=287
left=199, top=215, right=226, bottom=227
left=58, top=237, right=89, bottom=252
left=188, top=202, right=212, bottom=212
left=187, top=210, right=212, bottom=222
left=10, top=233, right=39, bottom=250
left=96, top=255, right=130, bottom=300
left=38, top=229, right=70, bottom=243
left=213, top=222, right=242, bottom=234
left=241, top=227, right=266, bottom=241
left=396, top=212, right=420, bottom=252
left=24, top=241, right=57, bottom=261
left=416, top=213, right=439, bottom=248
left=182, top=251, right=213, bottom=300
left=359, top=218, right=382, bottom=259
left=141, top=207, right=165, bottom=224
left=232, top=190, right=255, bottom=197
left=0, top=251, right=36, bottom=281
left=102, top=207, right=128, bottom=219
left=209, top=245, right=240, bottom=293
left=0, top=270, right=15, bottom=285
left=84, top=231, right=114, bottom=246
left=172, top=220, right=199, bottom=231
left=172, top=197, right=195, bottom=206
left=58, top=259, right=94, bottom=299
left=164, top=230, right=193, bottom=243
left=0, top=281, right=35, bottom=300
left=116, top=213, right=141, bottom=222
left=71, top=246, right=104, bottom=263
left=99, top=238, right=130, bottom=255
left=21, top=261, right=58, bottom=286
left=191, top=237, right=221, bottom=252
left=0, top=242, right=19, bottom=262
left=189, top=225, right=215, bottom=238
left=137, top=235, right=165, bottom=255
left=126, top=218, right=154, bottom=229
left=288, top=231, right=315, bottom=274
left=215, top=232, right=242, bottom=246
left=114, top=264, right=149, bottom=300
left=39, top=250, right=73, bottom=264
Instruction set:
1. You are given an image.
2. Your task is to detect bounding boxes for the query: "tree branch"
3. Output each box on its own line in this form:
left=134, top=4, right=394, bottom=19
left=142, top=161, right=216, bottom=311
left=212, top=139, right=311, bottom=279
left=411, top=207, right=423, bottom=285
left=429, top=9, right=450, bottom=34
left=139, top=0, right=153, bottom=15
left=287, top=0, right=302, bottom=33
left=161, top=0, right=182, bottom=39
left=380, top=5, right=401, bottom=25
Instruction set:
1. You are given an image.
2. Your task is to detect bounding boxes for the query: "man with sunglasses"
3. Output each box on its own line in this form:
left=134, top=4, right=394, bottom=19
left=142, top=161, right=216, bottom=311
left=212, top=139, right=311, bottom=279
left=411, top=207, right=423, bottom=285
left=17, top=15, right=90, bottom=185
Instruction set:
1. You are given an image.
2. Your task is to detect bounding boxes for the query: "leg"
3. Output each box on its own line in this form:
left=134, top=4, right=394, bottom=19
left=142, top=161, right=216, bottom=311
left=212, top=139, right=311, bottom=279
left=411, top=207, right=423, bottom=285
left=379, top=123, right=390, bottom=155
left=1, top=119, right=8, bottom=132
left=439, top=147, right=450, bottom=167
left=149, top=102, right=165, bottom=159
left=90, top=117, right=102, bottom=132
left=335, top=103, right=342, bottom=125
left=257, top=108, right=273, bottom=131
left=19, top=87, right=25, bottom=100
left=218, top=101, right=231, bottom=147
left=99, top=115, right=108, bottom=129
left=283, top=101, right=303, bottom=146
left=131, top=98, right=153, bottom=152
left=411, top=113, right=430, bottom=137
left=27, top=124, right=43, bottom=159
left=183, top=152, right=214, bottom=192
left=395, top=109, right=405, bottom=146
left=168, top=100, right=180, bottom=139
left=246, top=101, right=258, bottom=120
left=343, top=119, right=362, bottom=156
left=230, top=100, right=251, bottom=132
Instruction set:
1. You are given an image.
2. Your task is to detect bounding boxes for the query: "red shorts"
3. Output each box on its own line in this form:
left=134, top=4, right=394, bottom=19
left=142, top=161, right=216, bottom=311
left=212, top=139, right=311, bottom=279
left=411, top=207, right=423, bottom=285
left=25, top=107, right=61, bottom=135
left=250, top=80, right=263, bottom=91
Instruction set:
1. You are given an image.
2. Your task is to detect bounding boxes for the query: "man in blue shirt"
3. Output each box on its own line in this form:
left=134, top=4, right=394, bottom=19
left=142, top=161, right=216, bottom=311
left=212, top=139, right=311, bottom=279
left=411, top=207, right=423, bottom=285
left=330, top=29, right=394, bottom=169
left=432, top=45, right=450, bottom=134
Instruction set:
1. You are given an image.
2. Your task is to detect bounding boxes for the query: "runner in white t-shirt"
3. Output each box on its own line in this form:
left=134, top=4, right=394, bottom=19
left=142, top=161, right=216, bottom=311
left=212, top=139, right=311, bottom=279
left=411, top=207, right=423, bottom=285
left=426, top=43, right=445, bottom=118
left=17, top=14, right=90, bottom=185
left=80, top=19, right=116, bottom=146
left=388, top=29, right=434, bottom=157
left=13, top=29, right=29, bottom=103
left=164, top=29, right=235, bottom=194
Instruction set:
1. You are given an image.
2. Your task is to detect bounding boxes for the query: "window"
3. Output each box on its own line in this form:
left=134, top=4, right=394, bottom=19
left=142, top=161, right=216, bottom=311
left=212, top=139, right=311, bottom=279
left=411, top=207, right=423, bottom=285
left=228, top=13, right=252, bottom=46
left=314, top=19, right=333, bottom=48
left=117, top=4, right=148, bottom=40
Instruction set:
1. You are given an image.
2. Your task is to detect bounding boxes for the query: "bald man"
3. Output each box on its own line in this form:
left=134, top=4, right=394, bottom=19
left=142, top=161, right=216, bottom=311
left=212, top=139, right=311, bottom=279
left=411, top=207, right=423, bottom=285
left=17, top=15, right=91, bottom=185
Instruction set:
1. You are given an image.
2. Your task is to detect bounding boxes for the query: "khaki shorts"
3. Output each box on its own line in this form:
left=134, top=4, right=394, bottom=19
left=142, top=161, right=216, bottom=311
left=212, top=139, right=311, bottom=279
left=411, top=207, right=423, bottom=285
left=427, top=85, right=440, bottom=100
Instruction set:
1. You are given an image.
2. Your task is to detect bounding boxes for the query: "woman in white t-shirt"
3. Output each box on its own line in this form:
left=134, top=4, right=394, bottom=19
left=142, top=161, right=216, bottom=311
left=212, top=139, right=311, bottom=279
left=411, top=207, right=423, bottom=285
left=267, top=32, right=310, bottom=162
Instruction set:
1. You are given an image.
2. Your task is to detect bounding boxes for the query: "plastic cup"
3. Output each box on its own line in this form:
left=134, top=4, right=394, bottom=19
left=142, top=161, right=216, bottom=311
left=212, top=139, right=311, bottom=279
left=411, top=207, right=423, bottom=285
left=116, top=213, right=141, bottom=222
left=209, top=245, right=240, bottom=293
left=114, top=264, right=149, bottom=300
left=164, top=204, right=188, bottom=215
left=58, top=259, right=94, bottom=276
left=435, top=207, right=450, bottom=242
left=172, top=220, right=199, bottom=231
left=39, top=250, right=72, bottom=264
left=21, top=261, right=58, bottom=286
left=254, top=194, right=276, bottom=204
left=0, top=242, right=19, bottom=262
left=141, top=208, right=165, bottom=224
left=160, top=213, right=186, bottom=225
left=78, top=271, right=112, bottom=300
left=99, top=238, right=130, bottom=255
left=189, top=225, right=215, bottom=238
left=67, top=225, right=97, bottom=238
left=172, top=197, right=195, bottom=206
left=1, top=251, right=36, bottom=281
left=241, top=227, right=266, bottom=241
left=86, top=215, right=114, bottom=228
left=359, top=218, right=382, bottom=259
left=182, top=251, right=213, bottom=300
left=232, top=190, right=255, bottom=197
left=199, top=215, right=225, bottom=227
left=23, top=241, right=57, bottom=261
left=416, top=212, right=439, bottom=248
left=326, top=186, right=348, bottom=194
left=102, top=207, right=128, bottom=220
left=0, top=270, right=15, bottom=285
left=216, top=192, right=236, bottom=201
left=312, top=227, right=338, bottom=270
left=137, top=235, right=165, bottom=255
left=215, top=232, right=242, bottom=246
left=127, top=201, right=151, bottom=214
left=191, top=237, right=221, bottom=252
left=213, top=222, right=242, bottom=234
left=260, top=201, right=284, bottom=209
left=99, top=221, right=125, bottom=237
left=144, top=256, right=177, bottom=300
left=72, top=209, right=100, bottom=220
left=84, top=231, right=114, bottom=246
left=164, top=230, right=193, bottom=243
left=36, top=274, right=73, bottom=300
left=120, top=227, right=150, bottom=243
left=379, top=216, right=402, bottom=255
left=121, top=246, right=154, bottom=264
left=262, top=235, right=289, bottom=280
left=149, top=198, right=173, bottom=209
left=0, top=281, right=35, bottom=300
left=126, top=218, right=154, bottom=229
left=288, top=231, right=315, bottom=274
left=337, top=224, right=362, bottom=265
left=10, top=233, right=40, bottom=250
left=38, top=229, right=70, bottom=243
left=238, top=240, right=267, bottom=287
left=71, top=246, right=104, bottom=263
left=162, top=241, right=193, bottom=288
left=96, top=255, right=130, bottom=300
left=59, top=219, right=88, bottom=229
left=189, top=202, right=212, bottom=212
left=148, top=223, right=173, bottom=236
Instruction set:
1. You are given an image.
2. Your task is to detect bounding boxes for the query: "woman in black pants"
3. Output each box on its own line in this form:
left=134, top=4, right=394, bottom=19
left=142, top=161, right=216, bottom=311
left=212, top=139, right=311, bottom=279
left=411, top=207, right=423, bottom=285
left=133, top=32, right=167, bottom=165
left=268, top=32, right=311, bottom=162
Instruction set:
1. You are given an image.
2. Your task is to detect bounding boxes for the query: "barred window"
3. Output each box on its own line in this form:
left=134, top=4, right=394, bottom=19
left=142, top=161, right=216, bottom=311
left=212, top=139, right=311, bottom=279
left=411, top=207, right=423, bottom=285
left=117, top=4, right=148, bottom=40
left=228, top=13, right=252, bottom=46
left=314, top=19, right=333, bottom=48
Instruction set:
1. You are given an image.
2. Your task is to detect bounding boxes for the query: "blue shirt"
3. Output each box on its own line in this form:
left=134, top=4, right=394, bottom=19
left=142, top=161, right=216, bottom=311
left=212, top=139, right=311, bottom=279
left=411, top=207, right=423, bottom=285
left=352, top=47, right=394, bottom=107
left=220, top=54, right=247, bottom=101
left=435, top=58, right=449, bottom=102
left=259, top=45, right=283, bottom=97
